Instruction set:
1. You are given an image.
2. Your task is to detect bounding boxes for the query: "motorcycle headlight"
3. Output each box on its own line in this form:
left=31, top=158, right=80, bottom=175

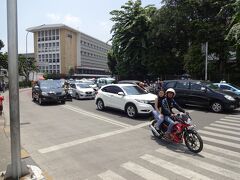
left=224, top=95, right=235, bottom=101
left=135, top=99, right=148, bottom=104
left=62, top=91, right=66, bottom=95
left=41, top=92, right=48, bottom=96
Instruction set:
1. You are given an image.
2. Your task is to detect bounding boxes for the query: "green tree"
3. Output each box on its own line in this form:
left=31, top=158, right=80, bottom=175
left=226, top=0, right=240, bottom=46
left=18, top=54, right=38, bottom=83
left=110, top=0, right=156, bottom=79
left=107, top=50, right=117, bottom=76
left=0, top=40, right=4, bottom=50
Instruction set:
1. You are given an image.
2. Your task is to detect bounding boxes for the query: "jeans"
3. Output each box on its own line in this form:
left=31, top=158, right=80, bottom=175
left=152, top=110, right=164, bottom=129
left=165, top=116, right=175, bottom=133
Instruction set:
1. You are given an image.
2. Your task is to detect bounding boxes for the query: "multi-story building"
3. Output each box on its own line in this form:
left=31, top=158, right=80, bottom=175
left=27, top=24, right=111, bottom=77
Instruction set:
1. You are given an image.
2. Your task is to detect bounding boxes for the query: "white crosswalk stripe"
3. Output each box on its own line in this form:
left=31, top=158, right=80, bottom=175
left=198, top=129, right=240, bottom=141
left=121, top=161, right=169, bottom=180
left=215, top=121, right=240, bottom=127
left=140, top=154, right=213, bottom=180
left=90, top=115, right=240, bottom=180
left=210, top=123, right=240, bottom=131
left=204, top=144, right=240, bottom=159
left=224, top=116, right=240, bottom=120
left=226, top=115, right=240, bottom=118
left=98, top=170, right=127, bottom=180
left=220, top=118, right=240, bottom=123
left=204, top=126, right=240, bottom=135
left=156, top=148, right=240, bottom=180
left=201, top=136, right=240, bottom=149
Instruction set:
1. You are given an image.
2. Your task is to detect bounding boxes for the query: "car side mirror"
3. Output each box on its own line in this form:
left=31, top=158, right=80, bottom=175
left=118, top=92, right=124, bottom=96
left=201, top=87, right=206, bottom=92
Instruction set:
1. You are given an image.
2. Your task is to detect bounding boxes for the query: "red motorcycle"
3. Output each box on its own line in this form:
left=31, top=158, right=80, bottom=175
left=150, top=113, right=203, bottom=153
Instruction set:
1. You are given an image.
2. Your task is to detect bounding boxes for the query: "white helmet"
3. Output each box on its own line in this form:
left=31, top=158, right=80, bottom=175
left=166, top=88, right=176, bottom=97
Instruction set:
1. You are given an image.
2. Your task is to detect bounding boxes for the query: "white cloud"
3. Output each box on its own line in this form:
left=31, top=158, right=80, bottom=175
left=46, top=13, right=81, bottom=28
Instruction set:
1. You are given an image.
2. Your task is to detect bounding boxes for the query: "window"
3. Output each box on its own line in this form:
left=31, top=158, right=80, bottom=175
left=164, top=81, right=176, bottom=89
left=175, top=81, right=189, bottom=89
left=102, top=86, right=114, bottom=93
left=220, top=85, right=231, bottom=90
left=190, top=83, right=202, bottom=91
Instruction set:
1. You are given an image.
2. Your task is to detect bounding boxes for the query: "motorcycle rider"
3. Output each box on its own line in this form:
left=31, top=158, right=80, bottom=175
left=162, top=88, right=185, bottom=138
left=152, top=89, right=165, bottom=130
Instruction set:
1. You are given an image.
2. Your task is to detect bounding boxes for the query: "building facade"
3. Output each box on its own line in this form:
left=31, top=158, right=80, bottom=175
left=27, top=24, right=111, bottom=77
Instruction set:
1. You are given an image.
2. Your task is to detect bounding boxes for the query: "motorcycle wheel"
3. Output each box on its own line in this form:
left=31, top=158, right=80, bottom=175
left=151, top=120, right=163, bottom=139
left=184, top=130, right=203, bottom=153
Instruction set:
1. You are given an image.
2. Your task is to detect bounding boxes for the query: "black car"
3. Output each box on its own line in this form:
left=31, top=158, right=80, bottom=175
left=32, top=80, right=66, bottom=105
left=163, top=80, right=239, bottom=113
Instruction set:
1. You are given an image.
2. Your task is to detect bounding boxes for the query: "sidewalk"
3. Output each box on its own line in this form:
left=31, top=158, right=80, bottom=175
left=0, top=89, right=49, bottom=179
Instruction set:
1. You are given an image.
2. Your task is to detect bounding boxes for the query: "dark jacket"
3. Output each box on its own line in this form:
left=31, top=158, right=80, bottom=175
left=161, top=98, right=185, bottom=116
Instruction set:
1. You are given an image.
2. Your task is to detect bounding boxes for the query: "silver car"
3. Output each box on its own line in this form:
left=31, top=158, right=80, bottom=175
left=70, top=83, right=95, bottom=100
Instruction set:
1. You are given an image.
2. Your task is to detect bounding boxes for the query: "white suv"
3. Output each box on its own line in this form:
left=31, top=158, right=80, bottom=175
left=95, top=84, right=157, bottom=118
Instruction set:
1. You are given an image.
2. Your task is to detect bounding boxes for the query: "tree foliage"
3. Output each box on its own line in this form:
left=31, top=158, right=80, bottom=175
left=18, top=54, right=38, bottom=83
left=109, top=0, right=239, bottom=81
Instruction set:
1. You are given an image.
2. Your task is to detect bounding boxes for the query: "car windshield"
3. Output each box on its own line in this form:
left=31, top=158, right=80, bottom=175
left=229, top=84, right=240, bottom=90
left=40, top=80, right=62, bottom=89
left=122, top=85, right=147, bottom=95
left=77, top=83, right=91, bottom=88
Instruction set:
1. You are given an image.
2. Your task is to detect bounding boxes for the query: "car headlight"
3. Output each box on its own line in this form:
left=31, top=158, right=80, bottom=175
left=62, top=91, right=66, bottom=95
left=79, top=91, right=85, bottom=94
left=224, top=95, right=235, bottom=101
left=135, top=99, right=149, bottom=104
left=41, top=92, right=48, bottom=96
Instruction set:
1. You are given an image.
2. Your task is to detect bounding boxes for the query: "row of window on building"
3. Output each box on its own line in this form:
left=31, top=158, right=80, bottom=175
left=38, top=53, right=60, bottom=63
left=38, top=42, right=60, bottom=52
left=38, top=65, right=60, bottom=74
left=75, top=68, right=108, bottom=75
left=37, top=29, right=60, bottom=42
left=81, top=51, right=107, bottom=60
left=80, top=40, right=108, bottom=52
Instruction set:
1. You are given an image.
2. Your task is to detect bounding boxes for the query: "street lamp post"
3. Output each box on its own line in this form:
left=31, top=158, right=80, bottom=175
left=6, top=0, right=29, bottom=178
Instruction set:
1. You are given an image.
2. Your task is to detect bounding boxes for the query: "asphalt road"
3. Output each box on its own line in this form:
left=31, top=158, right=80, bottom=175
left=7, top=89, right=240, bottom=179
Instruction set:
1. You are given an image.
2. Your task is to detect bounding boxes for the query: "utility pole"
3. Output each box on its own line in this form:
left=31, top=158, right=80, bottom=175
left=205, top=42, right=208, bottom=81
left=5, top=0, right=29, bottom=179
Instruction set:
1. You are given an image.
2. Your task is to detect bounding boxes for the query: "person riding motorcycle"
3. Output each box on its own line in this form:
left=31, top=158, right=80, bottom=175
left=152, top=89, right=165, bottom=130
left=161, top=88, right=185, bottom=138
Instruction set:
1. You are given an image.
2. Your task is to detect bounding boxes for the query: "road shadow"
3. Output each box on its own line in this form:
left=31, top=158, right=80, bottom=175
left=150, top=134, right=204, bottom=158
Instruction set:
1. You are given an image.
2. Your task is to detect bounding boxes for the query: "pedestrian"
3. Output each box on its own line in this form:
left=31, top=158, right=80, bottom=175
left=0, top=94, right=4, bottom=115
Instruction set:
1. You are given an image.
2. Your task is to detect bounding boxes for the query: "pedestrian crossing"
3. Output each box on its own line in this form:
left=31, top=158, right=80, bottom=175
left=86, top=114, right=240, bottom=180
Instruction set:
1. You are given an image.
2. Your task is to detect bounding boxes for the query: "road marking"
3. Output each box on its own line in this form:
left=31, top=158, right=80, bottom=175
left=201, top=136, right=240, bottom=149
left=38, top=122, right=149, bottom=154
left=156, top=148, right=240, bottom=180
left=121, top=161, right=169, bottom=180
left=98, top=170, right=126, bottom=180
left=204, top=126, right=240, bottom=136
left=224, top=116, right=240, bottom=120
left=215, top=121, right=240, bottom=127
left=199, top=151, right=240, bottom=169
left=198, top=130, right=240, bottom=142
left=141, top=154, right=213, bottom=180
left=220, top=118, right=240, bottom=123
left=64, top=105, right=131, bottom=128
left=227, top=115, right=240, bottom=118
left=210, top=123, right=240, bottom=131
left=204, top=144, right=240, bottom=159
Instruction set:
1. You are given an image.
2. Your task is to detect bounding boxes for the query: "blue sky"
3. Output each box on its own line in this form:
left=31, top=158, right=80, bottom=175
left=0, top=0, right=161, bottom=53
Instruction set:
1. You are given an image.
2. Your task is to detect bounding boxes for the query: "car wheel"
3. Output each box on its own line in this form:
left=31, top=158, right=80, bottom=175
left=211, top=101, right=223, bottom=113
left=38, top=97, right=43, bottom=105
left=126, top=103, right=137, bottom=118
left=97, top=99, right=105, bottom=110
